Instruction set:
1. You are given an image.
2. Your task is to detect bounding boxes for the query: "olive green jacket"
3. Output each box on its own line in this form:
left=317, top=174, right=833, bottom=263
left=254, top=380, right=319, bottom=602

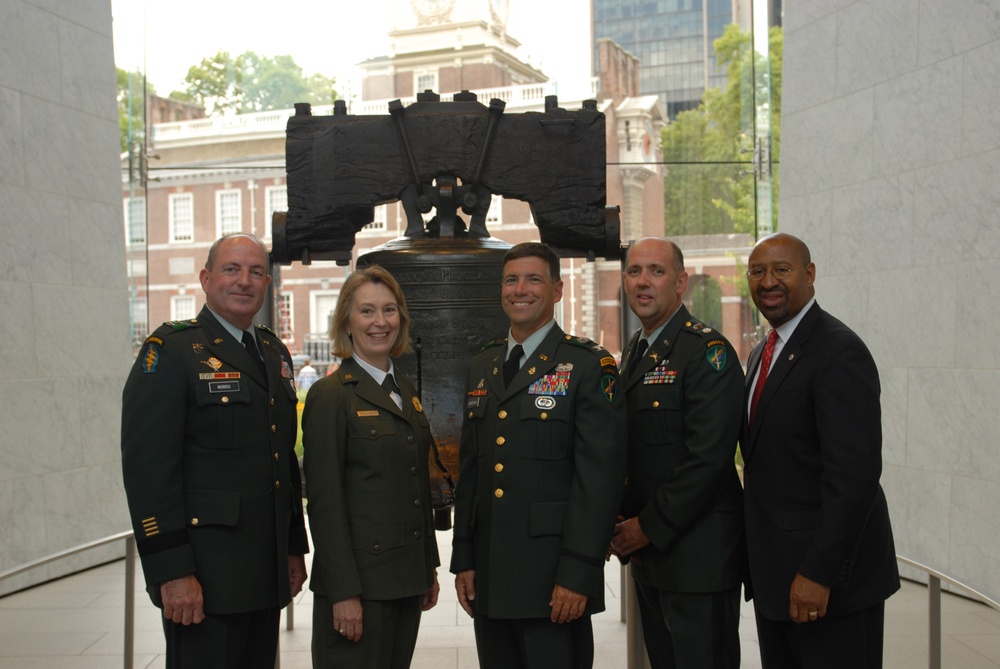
left=303, top=357, right=440, bottom=603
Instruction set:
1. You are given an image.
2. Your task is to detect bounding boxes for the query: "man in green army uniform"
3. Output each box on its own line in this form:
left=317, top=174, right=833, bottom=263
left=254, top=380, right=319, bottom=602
left=121, top=233, right=308, bottom=669
left=612, top=237, right=745, bottom=668
left=451, top=242, right=627, bottom=669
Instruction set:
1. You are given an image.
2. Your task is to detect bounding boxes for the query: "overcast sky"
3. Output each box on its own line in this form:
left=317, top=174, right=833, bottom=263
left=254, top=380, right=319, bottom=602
left=111, top=0, right=594, bottom=102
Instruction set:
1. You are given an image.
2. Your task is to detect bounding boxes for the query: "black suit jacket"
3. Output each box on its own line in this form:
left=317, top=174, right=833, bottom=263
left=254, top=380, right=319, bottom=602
left=619, top=305, right=745, bottom=593
left=122, top=306, right=308, bottom=614
left=742, top=302, right=899, bottom=621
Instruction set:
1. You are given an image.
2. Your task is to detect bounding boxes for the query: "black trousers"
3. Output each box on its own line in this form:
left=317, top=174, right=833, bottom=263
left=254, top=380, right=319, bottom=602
left=634, top=580, right=741, bottom=669
left=473, top=613, right=595, bottom=669
left=754, top=601, right=886, bottom=669
left=163, top=607, right=279, bottom=669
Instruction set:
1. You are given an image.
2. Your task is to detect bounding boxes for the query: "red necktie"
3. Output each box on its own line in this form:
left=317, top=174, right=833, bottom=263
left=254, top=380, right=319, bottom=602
left=749, top=329, right=778, bottom=426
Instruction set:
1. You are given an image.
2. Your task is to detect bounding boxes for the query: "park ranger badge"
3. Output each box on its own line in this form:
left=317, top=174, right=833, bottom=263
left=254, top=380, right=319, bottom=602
left=706, top=343, right=727, bottom=372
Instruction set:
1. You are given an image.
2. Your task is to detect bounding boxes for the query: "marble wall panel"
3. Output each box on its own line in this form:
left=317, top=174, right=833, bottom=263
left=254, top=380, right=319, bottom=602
left=955, top=260, right=1000, bottom=371
left=962, top=40, right=1000, bottom=157
left=28, top=0, right=111, bottom=36
left=0, top=379, right=82, bottom=482
left=828, top=172, right=915, bottom=276
left=809, top=273, right=871, bottom=345
left=881, top=464, right=951, bottom=567
left=44, top=464, right=128, bottom=551
left=22, top=96, right=120, bottom=202
left=918, top=0, right=1000, bottom=65
left=872, top=57, right=964, bottom=177
left=912, top=150, right=1000, bottom=265
left=0, top=0, right=60, bottom=101
left=907, top=369, right=1000, bottom=481
left=865, top=267, right=956, bottom=368
left=0, top=281, right=37, bottom=379
left=776, top=191, right=834, bottom=269
left=0, top=475, right=49, bottom=595
left=781, top=16, right=838, bottom=116
left=58, top=19, right=117, bottom=119
left=0, top=184, right=73, bottom=284
left=79, top=376, right=126, bottom=468
left=835, top=0, right=920, bottom=97
left=34, top=285, right=132, bottom=377
left=785, top=0, right=859, bottom=31
left=951, top=476, right=1000, bottom=595
left=0, top=87, right=24, bottom=187
left=780, top=88, right=874, bottom=198
left=880, top=366, right=908, bottom=468
left=71, top=199, right=129, bottom=288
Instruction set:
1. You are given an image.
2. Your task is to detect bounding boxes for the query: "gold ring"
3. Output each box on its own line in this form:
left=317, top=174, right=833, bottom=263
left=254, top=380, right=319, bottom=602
left=808, top=611, right=818, bottom=619
left=339, top=628, right=345, bottom=634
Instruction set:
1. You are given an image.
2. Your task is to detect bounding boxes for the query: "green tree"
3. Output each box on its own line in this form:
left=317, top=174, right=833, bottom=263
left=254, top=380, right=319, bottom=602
left=662, top=24, right=782, bottom=236
left=116, top=67, right=152, bottom=153
left=182, top=51, right=339, bottom=116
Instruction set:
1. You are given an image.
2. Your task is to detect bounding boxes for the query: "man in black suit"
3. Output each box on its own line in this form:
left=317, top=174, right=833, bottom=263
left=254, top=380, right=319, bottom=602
left=613, top=237, right=745, bottom=668
left=122, top=233, right=308, bottom=669
left=743, top=233, right=899, bottom=668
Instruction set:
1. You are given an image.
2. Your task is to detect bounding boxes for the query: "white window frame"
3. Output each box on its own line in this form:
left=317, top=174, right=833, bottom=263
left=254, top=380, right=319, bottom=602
left=277, top=292, right=294, bottom=341
left=130, top=297, right=148, bottom=343
left=124, top=196, right=146, bottom=244
left=363, top=204, right=387, bottom=233
left=168, top=193, right=194, bottom=243
left=171, top=295, right=197, bottom=321
left=310, top=290, right=341, bottom=335
left=216, top=189, right=242, bottom=237
left=414, top=69, right=438, bottom=95
left=486, top=193, right=503, bottom=227
left=264, top=185, right=287, bottom=239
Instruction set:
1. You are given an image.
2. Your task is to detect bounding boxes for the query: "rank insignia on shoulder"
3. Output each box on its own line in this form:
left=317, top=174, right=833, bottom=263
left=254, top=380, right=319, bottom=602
left=165, top=320, right=191, bottom=331
left=142, top=342, right=160, bottom=374
left=256, top=323, right=278, bottom=336
left=706, top=344, right=727, bottom=371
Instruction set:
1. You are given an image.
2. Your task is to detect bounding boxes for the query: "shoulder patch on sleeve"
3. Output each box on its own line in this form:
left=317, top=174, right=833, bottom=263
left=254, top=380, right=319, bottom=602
left=706, top=343, right=728, bottom=371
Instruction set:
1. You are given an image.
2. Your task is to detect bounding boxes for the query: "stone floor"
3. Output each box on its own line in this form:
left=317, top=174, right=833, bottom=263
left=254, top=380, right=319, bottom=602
left=2, top=530, right=1000, bottom=668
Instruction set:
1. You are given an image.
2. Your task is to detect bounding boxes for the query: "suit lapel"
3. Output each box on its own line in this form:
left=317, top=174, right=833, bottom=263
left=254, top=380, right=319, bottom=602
left=746, top=304, right=823, bottom=449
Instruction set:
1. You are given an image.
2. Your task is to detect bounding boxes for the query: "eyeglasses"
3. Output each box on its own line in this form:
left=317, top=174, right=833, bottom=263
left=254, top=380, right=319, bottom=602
left=746, top=266, right=794, bottom=281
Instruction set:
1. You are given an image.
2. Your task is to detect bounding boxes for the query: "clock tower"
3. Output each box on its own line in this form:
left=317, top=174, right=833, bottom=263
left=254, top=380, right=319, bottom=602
left=362, top=0, right=545, bottom=102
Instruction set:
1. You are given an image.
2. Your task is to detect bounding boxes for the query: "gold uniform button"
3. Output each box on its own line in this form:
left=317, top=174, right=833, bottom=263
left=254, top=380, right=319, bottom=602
left=652, top=401, right=660, bottom=408
left=271, top=424, right=277, bottom=433
left=275, top=480, right=281, bottom=489
left=496, top=436, right=506, bottom=446
left=221, top=396, right=230, bottom=404
left=270, top=398, right=276, bottom=406
left=274, top=452, right=279, bottom=461
left=540, top=412, right=548, bottom=420
left=494, top=488, right=504, bottom=498
left=468, top=411, right=474, bottom=418
left=498, top=410, right=508, bottom=419
left=190, top=518, right=199, bottom=526
left=495, top=463, right=504, bottom=473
